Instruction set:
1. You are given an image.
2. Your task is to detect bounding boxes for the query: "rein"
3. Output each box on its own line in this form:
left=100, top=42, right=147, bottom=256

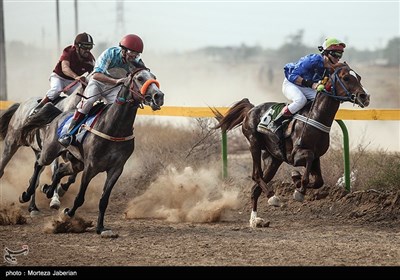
left=116, top=69, right=160, bottom=105
left=295, top=65, right=359, bottom=135
left=82, top=68, right=160, bottom=142
left=321, top=65, right=358, bottom=103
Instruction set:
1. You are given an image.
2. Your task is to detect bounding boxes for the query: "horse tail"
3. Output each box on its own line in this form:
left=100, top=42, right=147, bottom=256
left=212, top=98, right=254, bottom=132
left=21, top=103, right=63, bottom=141
left=0, top=103, right=20, bottom=140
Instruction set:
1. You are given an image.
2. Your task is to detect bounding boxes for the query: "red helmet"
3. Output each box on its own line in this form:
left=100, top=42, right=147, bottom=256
left=119, top=34, right=144, bottom=53
left=74, top=32, right=94, bottom=46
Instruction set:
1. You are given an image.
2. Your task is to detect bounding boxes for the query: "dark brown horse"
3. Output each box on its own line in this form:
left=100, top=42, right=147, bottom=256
left=213, top=62, right=370, bottom=227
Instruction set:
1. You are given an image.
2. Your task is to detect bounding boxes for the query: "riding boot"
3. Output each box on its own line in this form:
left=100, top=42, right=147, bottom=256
left=267, top=106, right=292, bottom=133
left=58, top=111, right=86, bottom=147
left=29, top=96, right=52, bottom=117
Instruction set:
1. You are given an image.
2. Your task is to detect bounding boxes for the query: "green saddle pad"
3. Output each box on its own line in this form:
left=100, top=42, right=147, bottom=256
left=269, top=103, right=286, bottom=120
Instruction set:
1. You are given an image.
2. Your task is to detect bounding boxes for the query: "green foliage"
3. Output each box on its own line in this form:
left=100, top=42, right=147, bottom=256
left=363, top=152, right=400, bottom=191
left=383, top=37, right=400, bottom=66
left=192, top=31, right=400, bottom=67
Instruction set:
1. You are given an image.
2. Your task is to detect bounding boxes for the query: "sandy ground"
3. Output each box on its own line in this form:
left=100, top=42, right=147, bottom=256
left=1, top=154, right=399, bottom=270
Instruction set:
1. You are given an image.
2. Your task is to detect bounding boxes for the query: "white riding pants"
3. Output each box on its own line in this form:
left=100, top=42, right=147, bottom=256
left=46, top=73, right=80, bottom=100
left=282, top=78, right=316, bottom=114
left=76, top=76, right=122, bottom=114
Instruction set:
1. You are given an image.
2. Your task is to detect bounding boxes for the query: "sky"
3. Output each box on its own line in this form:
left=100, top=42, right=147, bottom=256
left=3, top=0, right=400, bottom=53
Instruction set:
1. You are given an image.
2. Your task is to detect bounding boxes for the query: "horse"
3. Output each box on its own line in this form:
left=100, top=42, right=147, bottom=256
left=19, top=67, right=164, bottom=237
left=0, top=88, right=83, bottom=215
left=212, top=62, right=370, bottom=227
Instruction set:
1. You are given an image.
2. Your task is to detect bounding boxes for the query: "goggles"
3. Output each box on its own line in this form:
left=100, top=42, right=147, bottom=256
left=329, top=51, right=343, bottom=59
left=126, top=49, right=141, bottom=59
left=79, top=44, right=93, bottom=50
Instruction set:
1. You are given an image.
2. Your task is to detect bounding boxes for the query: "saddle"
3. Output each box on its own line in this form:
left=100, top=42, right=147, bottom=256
left=57, top=102, right=109, bottom=146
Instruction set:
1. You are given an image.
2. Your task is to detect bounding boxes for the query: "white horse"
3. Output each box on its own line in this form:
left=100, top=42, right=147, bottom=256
left=0, top=86, right=83, bottom=216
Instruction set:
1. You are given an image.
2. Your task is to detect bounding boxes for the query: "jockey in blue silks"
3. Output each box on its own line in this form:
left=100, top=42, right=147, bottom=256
left=257, top=37, right=346, bottom=134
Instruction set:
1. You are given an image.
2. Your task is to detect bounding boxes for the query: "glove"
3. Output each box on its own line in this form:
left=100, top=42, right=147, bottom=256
left=317, top=84, right=325, bottom=92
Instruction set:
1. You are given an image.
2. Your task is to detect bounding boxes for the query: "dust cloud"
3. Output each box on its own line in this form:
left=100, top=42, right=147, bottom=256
left=0, top=145, right=103, bottom=214
left=44, top=213, right=93, bottom=234
left=124, top=166, right=240, bottom=223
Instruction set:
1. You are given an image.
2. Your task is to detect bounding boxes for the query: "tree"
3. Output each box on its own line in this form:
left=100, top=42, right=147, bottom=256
left=383, top=37, right=400, bottom=66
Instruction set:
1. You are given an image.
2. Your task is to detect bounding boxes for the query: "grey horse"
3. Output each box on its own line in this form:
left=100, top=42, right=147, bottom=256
left=20, top=68, right=164, bottom=237
left=0, top=87, right=83, bottom=215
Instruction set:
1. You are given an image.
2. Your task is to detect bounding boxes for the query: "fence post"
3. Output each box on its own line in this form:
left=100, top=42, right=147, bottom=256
left=221, top=130, right=228, bottom=179
left=335, top=120, right=351, bottom=191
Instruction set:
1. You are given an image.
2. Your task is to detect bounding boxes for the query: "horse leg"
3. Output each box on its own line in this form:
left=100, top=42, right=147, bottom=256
left=250, top=145, right=275, bottom=198
left=0, top=139, right=19, bottom=178
left=249, top=152, right=282, bottom=228
left=57, top=173, right=78, bottom=197
left=19, top=160, right=45, bottom=204
left=309, top=157, right=324, bottom=189
left=293, top=151, right=314, bottom=202
left=64, top=168, right=96, bottom=218
left=28, top=193, right=40, bottom=217
left=96, top=168, right=123, bottom=237
left=56, top=152, right=80, bottom=197
left=48, top=161, right=82, bottom=209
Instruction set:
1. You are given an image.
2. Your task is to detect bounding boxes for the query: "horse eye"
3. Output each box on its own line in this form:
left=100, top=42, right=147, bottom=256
left=343, top=76, right=350, bottom=82
left=137, top=77, right=144, bottom=83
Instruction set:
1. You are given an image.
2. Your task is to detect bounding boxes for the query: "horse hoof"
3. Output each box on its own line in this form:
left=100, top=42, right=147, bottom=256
left=29, top=210, right=41, bottom=218
left=41, top=184, right=49, bottom=194
left=50, top=197, right=60, bottom=210
left=56, top=184, right=66, bottom=197
left=100, top=230, right=119, bottom=238
left=293, top=189, right=305, bottom=202
left=291, top=170, right=301, bottom=180
left=267, top=195, right=282, bottom=207
left=63, top=208, right=72, bottom=217
left=19, top=192, right=29, bottom=203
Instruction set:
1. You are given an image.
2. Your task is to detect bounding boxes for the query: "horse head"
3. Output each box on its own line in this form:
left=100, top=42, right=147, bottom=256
left=324, top=62, right=370, bottom=108
left=119, top=68, right=164, bottom=111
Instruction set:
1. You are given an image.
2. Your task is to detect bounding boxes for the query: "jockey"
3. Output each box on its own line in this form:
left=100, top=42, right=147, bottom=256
left=58, top=34, right=147, bottom=147
left=31, top=32, right=95, bottom=116
left=257, top=37, right=346, bottom=134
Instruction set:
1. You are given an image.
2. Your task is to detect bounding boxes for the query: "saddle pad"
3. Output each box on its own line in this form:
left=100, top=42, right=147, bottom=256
left=57, top=114, right=96, bottom=143
left=270, top=103, right=286, bottom=119
left=260, top=103, right=286, bottom=125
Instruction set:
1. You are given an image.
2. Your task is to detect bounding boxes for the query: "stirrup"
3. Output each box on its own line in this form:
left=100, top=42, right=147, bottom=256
left=58, top=134, right=73, bottom=147
left=257, top=123, right=270, bottom=134
left=28, top=107, right=41, bottom=118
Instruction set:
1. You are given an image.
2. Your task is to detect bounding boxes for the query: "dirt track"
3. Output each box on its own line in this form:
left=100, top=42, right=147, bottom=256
left=1, top=178, right=399, bottom=268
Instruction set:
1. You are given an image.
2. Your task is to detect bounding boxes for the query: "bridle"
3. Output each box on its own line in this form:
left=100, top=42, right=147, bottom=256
left=294, top=65, right=365, bottom=136
left=116, top=68, right=160, bottom=106
left=320, top=65, right=364, bottom=105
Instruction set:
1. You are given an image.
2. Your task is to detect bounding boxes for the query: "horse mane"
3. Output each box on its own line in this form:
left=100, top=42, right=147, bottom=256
left=0, top=103, right=20, bottom=140
left=212, top=98, right=254, bottom=132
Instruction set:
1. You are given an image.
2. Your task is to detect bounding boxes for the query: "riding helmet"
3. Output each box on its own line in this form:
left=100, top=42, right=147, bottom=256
left=119, top=34, right=144, bottom=53
left=319, top=37, right=346, bottom=52
left=74, top=32, right=95, bottom=46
